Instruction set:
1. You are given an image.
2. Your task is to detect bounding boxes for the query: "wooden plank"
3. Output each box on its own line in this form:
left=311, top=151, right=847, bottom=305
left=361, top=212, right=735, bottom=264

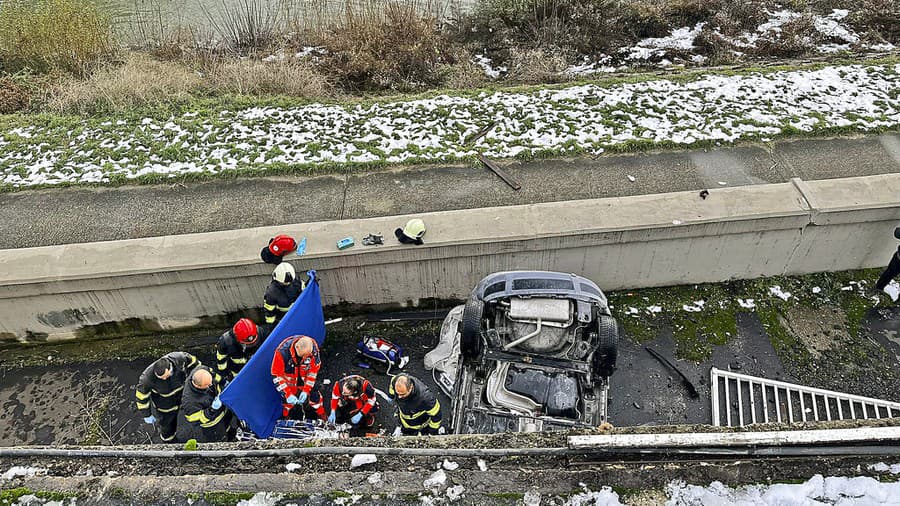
left=477, top=154, right=521, bottom=191
left=568, top=426, right=900, bottom=449
left=465, top=121, right=497, bottom=146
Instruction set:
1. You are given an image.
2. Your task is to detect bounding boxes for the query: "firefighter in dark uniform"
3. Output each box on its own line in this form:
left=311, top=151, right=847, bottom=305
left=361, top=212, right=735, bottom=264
left=176, top=365, right=233, bottom=443
left=264, top=262, right=305, bottom=325
left=135, top=352, right=200, bottom=443
left=389, top=374, right=443, bottom=435
left=328, top=375, right=380, bottom=428
left=216, top=318, right=270, bottom=387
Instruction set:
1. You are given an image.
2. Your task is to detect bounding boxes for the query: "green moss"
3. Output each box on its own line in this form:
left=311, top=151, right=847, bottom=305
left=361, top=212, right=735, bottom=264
left=2, top=489, right=79, bottom=505
left=202, top=491, right=256, bottom=506
left=326, top=490, right=353, bottom=499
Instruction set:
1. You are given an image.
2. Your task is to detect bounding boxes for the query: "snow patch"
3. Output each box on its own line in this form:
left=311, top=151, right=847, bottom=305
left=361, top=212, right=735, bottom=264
left=350, top=454, right=377, bottom=468
left=885, top=281, right=900, bottom=302
left=869, top=462, right=900, bottom=474
left=2, top=466, right=45, bottom=480
left=423, top=469, right=447, bottom=489
left=285, top=463, right=301, bottom=472
left=737, top=298, right=756, bottom=309
left=237, top=492, right=283, bottom=506
left=665, top=475, right=900, bottom=505
left=445, top=484, right=465, bottom=501
left=442, top=459, right=459, bottom=471
left=564, top=486, right=626, bottom=505
left=769, top=286, right=792, bottom=301
left=682, top=300, right=705, bottom=312
left=476, top=459, right=488, bottom=472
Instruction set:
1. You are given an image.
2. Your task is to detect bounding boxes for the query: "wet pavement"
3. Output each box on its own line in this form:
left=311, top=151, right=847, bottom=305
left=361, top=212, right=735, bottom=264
left=3, top=302, right=900, bottom=446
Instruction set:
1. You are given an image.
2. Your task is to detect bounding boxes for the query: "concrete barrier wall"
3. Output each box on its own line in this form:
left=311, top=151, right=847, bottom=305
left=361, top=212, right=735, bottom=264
left=1, top=174, right=899, bottom=342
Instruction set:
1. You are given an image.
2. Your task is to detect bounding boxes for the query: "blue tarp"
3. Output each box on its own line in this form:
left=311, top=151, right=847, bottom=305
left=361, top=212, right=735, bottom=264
left=220, top=270, right=325, bottom=438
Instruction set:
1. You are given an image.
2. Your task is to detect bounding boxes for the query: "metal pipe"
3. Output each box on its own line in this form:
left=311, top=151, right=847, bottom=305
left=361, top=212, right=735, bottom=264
left=503, top=319, right=542, bottom=350
left=0, top=446, right=573, bottom=459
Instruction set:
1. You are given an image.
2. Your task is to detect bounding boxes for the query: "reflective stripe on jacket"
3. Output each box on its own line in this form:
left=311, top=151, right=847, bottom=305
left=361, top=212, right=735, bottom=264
left=134, top=352, right=199, bottom=417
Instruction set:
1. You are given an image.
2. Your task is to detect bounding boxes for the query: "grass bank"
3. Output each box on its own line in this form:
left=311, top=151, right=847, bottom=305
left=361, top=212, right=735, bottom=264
left=0, top=59, right=897, bottom=189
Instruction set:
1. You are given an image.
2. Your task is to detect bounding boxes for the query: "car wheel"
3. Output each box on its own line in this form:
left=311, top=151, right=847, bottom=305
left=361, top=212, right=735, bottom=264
left=593, top=315, right=619, bottom=379
left=460, top=296, right=484, bottom=361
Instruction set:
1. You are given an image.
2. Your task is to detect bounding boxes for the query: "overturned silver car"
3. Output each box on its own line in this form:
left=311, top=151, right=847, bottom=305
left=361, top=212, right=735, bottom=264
left=425, top=271, right=618, bottom=434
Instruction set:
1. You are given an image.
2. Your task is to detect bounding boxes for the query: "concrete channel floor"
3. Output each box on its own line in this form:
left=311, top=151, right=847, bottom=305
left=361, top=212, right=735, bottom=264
left=1, top=133, right=899, bottom=249
left=4, top=300, right=900, bottom=446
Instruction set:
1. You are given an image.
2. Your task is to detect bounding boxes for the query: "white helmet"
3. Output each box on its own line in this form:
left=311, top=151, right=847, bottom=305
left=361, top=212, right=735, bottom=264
left=272, top=262, right=295, bottom=284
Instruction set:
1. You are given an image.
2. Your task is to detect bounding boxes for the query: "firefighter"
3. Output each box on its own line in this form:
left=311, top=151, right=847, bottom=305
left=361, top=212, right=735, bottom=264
left=271, top=335, right=326, bottom=420
left=389, top=373, right=443, bottom=436
left=264, top=262, right=305, bottom=325
left=216, top=318, right=270, bottom=386
left=328, top=375, right=380, bottom=428
left=175, top=365, right=233, bottom=443
left=134, top=352, right=199, bottom=443
left=260, top=234, right=298, bottom=265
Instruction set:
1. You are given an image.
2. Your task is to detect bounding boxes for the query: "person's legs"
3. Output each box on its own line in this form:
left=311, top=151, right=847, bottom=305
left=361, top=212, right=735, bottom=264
left=875, top=253, right=900, bottom=290
left=158, top=411, right=179, bottom=443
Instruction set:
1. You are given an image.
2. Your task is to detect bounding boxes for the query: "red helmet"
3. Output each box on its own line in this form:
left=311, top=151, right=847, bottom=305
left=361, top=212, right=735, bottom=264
left=232, top=318, right=258, bottom=346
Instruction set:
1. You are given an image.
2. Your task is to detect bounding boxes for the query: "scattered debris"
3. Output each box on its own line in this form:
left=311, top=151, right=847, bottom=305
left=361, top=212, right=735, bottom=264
left=627, top=175, right=636, bottom=182
left=476, top=459, right=488, bottom=472
left=699, top=189, right=709, bottom=200
left=442, top=459, right=459, bottom=471
left=645, top=347, right=700, bottom=399
left=672, top=220, right=683, bottom=225
left=285, top=463, right=301, bottom=472
left=362, top=234, right=384, bottom=246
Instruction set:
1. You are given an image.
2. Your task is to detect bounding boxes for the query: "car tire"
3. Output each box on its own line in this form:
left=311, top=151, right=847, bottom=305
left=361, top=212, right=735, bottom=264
left=460, top=296, right=484, bottom=361
left=593, top=315, right=619, bottom=379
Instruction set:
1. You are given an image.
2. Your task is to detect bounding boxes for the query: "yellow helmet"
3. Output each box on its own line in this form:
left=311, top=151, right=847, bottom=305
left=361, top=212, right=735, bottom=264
left=402, top=218, right=426, bottom=239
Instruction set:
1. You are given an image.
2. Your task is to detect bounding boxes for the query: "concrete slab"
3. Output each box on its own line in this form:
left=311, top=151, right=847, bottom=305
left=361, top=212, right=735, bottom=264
left=0, top=174, right=347, bottom=249
left=772, top=134, right=900, bottom=181
left=340, top=152, right=700, bottom=220
left=688, top=146, right=784, bottom=187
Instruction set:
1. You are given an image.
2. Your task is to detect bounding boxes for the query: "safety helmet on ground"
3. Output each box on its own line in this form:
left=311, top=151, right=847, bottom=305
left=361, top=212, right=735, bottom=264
left=395, top=218, right=426, bottom=245
left=232, top=318, right=258, bottom=346
left=273, top=262, right=295, bottom=284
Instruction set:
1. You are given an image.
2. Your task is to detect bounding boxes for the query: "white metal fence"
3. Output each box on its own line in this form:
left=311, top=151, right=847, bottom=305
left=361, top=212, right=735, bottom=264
left=711, top=367, right=900, bottom=427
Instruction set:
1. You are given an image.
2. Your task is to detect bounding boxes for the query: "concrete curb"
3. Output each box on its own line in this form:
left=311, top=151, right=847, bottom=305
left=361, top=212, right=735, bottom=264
left=1, top=174, right=899, bottom=342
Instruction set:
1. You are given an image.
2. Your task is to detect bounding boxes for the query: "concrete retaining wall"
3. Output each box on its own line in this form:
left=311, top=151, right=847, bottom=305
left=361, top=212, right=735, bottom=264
left=1, top=174, right=899, bottom=342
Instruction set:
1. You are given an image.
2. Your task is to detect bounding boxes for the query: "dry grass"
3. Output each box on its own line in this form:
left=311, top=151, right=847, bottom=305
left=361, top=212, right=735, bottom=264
left=0, top=77, right=32, bottom=113
left=318, top=0, right=449, bottom=91
left=46, top=54, right=201, bottom=114
left=0, top=0, right=117, bottom=76
left=504, top=47, right=571, bottom=84
left=202, top=57, right=333, bottom=96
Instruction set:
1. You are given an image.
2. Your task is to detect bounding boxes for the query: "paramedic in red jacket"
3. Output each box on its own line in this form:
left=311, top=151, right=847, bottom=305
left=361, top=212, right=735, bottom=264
left=328, top=375, right=380, bottom=427
left=270, top=335, right=326, bottom=420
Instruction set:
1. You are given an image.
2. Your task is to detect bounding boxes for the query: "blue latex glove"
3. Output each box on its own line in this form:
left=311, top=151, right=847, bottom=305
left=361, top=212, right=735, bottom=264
left=327, top=412, right=336, bottom=424
left=296, top=237, right=307, bottom=256
left=211, top=396, right=222, bottom=410
left=143, top=416, right=156, bottom=424
left=350, top=413, right=363, bottom=425
left=286, top=394, right=299, bottom=405
left=297, top=392, right=308, bottom=404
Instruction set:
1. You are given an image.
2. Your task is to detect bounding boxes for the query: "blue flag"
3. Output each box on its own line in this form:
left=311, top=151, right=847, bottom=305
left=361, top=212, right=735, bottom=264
left=220, top=270, right=325, bottom=438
